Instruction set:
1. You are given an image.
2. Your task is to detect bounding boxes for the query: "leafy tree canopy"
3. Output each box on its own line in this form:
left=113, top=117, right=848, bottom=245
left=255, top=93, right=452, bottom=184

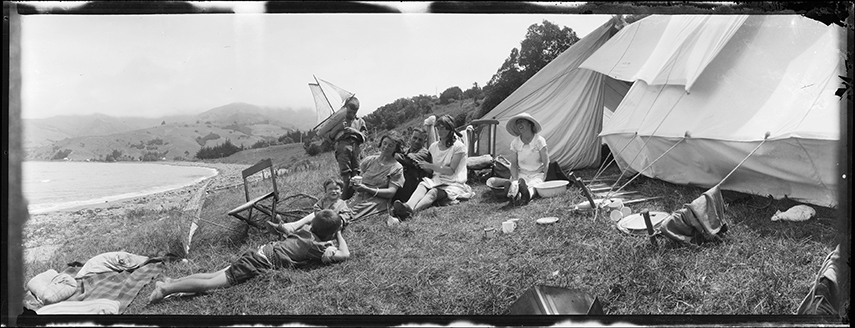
left=478, top=20, right=581, bottom=118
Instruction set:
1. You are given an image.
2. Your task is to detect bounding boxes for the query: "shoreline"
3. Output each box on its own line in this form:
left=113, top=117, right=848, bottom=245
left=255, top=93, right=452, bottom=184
left=22, top=161, right=250, bottom=263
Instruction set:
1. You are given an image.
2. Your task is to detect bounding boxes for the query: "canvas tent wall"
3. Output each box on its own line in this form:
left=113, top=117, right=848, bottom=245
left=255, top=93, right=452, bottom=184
left=580, top=15, right=844, bottom=208
left=478, top=16, right=631, bottom=170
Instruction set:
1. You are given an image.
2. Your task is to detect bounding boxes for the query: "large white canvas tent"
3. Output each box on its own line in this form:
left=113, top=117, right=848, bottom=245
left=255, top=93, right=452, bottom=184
left=583, top=15, right=844, bottom=208
left=480, top=16, right=630, bottom=170
left=480, top=14, right=844, bottom=208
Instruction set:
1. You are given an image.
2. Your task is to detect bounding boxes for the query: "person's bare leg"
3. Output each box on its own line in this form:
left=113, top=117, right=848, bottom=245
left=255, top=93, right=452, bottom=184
left=149, top=268, right=230, bottom=303
left=162, top=269, right=223, bottom=285
left=414, top=188, right=439, bottom=212
left=405, top=185, right=428, bottom=209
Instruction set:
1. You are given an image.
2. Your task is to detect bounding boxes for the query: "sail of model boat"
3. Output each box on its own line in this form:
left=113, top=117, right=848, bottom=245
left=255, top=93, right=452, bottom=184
left=309, top=76, right=355, bottom=132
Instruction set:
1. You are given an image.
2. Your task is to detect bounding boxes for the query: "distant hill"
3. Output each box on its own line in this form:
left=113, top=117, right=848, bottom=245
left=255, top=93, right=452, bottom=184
left=23, top=102, right=317, bottom=161
left=196, top=102, right=315, bottom=129
left=23, top=113, right=164, bottom=149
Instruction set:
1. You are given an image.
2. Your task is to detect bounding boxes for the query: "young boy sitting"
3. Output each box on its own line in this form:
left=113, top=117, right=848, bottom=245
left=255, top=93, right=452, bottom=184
left=267, top=177, right=354, bottom=235
left=148, top=209, right=349, bottom=303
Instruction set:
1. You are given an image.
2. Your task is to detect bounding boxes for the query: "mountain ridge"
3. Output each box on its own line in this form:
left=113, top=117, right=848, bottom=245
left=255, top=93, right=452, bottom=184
left=23, top=102, right=317, bottom=161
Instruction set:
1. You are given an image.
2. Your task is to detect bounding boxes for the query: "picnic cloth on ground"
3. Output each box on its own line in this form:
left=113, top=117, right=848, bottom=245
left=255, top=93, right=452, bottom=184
left=797, top=245, right=843, bottom=315
left=67, top=262, right=164, bottom=313
left=76, top=251, right=151, bottom=278
left=658, top=186, right=728, bottom=245
left=36, top=299, right=120, bottom=315
left=27, top=269, right=78, bottom=305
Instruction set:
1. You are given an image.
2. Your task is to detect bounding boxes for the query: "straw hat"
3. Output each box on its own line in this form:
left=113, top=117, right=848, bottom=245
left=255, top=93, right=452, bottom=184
left=506, top=113, right=542, bottom=136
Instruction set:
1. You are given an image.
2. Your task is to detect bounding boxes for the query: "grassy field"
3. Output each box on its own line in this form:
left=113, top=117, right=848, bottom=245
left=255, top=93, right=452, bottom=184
left=23, top=141, right=846, bottom=319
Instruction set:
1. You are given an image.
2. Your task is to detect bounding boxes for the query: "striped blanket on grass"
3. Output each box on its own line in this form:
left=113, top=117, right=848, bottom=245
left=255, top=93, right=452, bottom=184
left=67, top=262, right=163, bottom=313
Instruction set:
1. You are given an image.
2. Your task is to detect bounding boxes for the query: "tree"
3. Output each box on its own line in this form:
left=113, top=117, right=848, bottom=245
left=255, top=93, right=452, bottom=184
left=105, top=149, right=123, bottom=162
left=463, top=82, right=482, bottom=100
left=52, top=149, right=72, bottom=160
left=477, top=21, right=580, bottom=118
left=161, top=120, right=166, bottom=125
left=195, top=139, right=243, bottom=159
left=439, top=86, right=464, bottom=105
left=519, top=20, right=579, bottom=78
left=478, top=48, right=525, bottom=118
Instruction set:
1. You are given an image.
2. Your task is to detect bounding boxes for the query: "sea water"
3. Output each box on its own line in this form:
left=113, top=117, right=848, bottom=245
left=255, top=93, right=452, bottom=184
left=22, top=161, right=218, bottom=214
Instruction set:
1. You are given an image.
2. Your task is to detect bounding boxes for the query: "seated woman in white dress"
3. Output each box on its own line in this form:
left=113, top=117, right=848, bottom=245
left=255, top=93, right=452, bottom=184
left=487, top=112, right=548, bottom=206
left=391, top=114, right=473, bottom=221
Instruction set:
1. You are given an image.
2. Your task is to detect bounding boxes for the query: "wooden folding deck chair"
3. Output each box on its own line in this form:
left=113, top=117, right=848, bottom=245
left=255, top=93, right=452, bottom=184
left=455, top=119, right=499, bottom=182
left=228, top=158, right=279, bottom=228
left=462, top=119, right=500, bottom=158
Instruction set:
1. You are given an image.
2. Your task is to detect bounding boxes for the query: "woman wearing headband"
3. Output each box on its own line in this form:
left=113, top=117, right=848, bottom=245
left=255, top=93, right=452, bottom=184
left=391, top=114, right=473, bottom=222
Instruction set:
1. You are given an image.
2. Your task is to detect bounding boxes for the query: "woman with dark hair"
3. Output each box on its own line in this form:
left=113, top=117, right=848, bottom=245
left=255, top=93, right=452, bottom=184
left=347, top=130, right=405, bottom=225
left=392, top=115, right=473, bottom=222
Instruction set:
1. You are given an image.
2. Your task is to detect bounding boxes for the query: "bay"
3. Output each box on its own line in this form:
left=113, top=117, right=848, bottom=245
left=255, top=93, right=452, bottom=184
left=22, top=161, right=217, bottom=214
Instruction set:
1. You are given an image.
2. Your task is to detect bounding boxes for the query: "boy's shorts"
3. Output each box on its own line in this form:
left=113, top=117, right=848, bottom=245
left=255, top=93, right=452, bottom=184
left=225, top=250, right=273, bottom=285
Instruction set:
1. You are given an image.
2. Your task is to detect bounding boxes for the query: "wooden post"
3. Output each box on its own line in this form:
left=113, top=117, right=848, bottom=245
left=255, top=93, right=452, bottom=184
left=641, top=209, right=658, bottom=248
left=570, top=172, right=596, bottom=211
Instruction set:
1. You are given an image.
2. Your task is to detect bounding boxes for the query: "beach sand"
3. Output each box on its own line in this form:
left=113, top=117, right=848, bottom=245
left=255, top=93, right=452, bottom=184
left=21, top=161, right=250, bottom=264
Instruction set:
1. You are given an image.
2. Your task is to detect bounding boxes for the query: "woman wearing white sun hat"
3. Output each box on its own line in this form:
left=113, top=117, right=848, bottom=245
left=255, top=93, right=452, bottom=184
left=487, top=112, right=549, bottom=206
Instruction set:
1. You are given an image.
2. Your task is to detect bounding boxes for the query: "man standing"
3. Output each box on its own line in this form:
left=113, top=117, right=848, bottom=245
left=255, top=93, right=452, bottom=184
left=393, top=127, right=432, bottom=203
left=331, top=96, right=366, bottom=200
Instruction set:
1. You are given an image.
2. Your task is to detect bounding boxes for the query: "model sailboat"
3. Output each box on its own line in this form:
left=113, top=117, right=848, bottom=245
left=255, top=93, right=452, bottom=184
left=309, top=76, right=357, bottom=140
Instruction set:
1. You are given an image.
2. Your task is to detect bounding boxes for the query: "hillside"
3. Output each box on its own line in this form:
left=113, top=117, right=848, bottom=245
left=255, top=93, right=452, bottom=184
left=23, top=103, right=316, bottom=151
left=370, top=98, right=479, bottom=138
left=23, top=103, right=317, bottom=161
left=23, top=113, right=166, bottom=149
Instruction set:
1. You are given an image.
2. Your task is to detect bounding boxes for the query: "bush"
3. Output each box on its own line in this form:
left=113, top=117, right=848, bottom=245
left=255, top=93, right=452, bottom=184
left=250, top=139, right=270, bottom=149
left=196, top=132, right=221, bottom=146
left=142, top=151, right=166, bottom=161
left=440, top=86, right=464, bottom=105
left=454, top=112, right=470, bottom=129
left=305, top=143, right=322, bottom=156
left=51, top=149, right=73, bottom=160
left=196, top=139, right=243, bottom=159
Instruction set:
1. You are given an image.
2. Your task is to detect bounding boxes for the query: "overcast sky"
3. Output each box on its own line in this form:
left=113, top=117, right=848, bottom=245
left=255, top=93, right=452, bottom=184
left=19, top=3, right=611, bottom=120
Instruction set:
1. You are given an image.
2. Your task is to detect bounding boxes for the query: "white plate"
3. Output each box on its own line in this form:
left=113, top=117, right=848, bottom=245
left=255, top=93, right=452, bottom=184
left=536, top=217, right=559, bottom=225
left=618, top=211, right=670, bottom=230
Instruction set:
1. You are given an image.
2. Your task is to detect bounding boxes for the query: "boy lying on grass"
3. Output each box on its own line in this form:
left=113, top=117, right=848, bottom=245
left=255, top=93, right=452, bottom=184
left=148, top=209, right=349, bottom=303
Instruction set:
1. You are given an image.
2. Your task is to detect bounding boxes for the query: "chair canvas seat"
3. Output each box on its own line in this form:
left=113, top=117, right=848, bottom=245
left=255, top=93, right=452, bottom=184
left=228, top=191, right=276, bottom=216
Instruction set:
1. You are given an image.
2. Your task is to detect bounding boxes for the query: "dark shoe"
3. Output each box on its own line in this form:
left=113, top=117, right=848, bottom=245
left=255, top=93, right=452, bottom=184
left=393, top=200, right=413, bottom=220
left=519, top=178, right=531, bottom=205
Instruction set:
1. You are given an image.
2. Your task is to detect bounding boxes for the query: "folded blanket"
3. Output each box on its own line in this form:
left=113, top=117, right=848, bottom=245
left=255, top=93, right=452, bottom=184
left=69, top=262, right=163, bottom=313
left=658, top=186, right=728, bottom=245
left=76, top=251, right=151, bottom=278
left=466, top=154, right=493, bottom=170
left=26, top=269, right=78, bottom=305
left=36, top=299, right=120, bottom=315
